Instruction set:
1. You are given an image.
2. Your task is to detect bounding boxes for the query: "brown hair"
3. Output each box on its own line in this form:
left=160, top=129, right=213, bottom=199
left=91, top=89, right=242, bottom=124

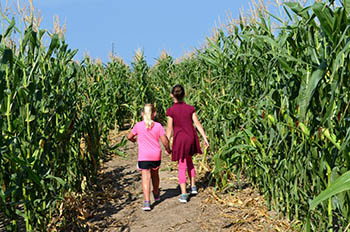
left=171, top=84, right=185, bottom=101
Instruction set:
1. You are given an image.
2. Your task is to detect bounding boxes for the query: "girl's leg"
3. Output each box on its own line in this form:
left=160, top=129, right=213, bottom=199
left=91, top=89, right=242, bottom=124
left=141, top=169, right=151, bottom=201
left=150, top=168, right=160, bottom=195
left=186, top=156, right=196, bottom=187
left=178, top=158, right=187, bottom=194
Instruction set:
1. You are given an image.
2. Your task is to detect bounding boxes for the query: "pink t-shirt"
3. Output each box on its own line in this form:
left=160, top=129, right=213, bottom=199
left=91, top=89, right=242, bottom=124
left=131, top=121, right=165, bottom=161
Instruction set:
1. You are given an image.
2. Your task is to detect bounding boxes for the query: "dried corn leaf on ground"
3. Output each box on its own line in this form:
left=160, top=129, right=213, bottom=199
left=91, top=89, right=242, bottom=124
left=48, top=130, right=296, bottom=231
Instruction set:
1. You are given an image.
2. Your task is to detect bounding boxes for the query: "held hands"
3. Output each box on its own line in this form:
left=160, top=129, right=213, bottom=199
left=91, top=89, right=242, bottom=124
left=160, top=135, right=171, bottom=155
left=127, top=131, right=137, bottom=143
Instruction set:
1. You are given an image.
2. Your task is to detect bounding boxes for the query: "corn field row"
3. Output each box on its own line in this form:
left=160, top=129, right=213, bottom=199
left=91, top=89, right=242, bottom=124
left=0, top=17, right=134, bottom=230
left=1, top=0, right=350, bottom=231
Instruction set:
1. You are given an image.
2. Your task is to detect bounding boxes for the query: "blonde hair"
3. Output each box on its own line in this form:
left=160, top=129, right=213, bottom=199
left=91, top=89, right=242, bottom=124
left=143, top=104, right=155, bottom=129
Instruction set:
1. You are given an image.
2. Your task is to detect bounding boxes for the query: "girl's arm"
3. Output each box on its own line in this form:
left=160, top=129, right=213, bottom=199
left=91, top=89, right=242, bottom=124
left=160, top=135, right=171, bottom=154
left=166, top=116, right=173, bottom=139
left=192, top=112, right=209, bottom=147
left=127, top=131, right=137, bottom=143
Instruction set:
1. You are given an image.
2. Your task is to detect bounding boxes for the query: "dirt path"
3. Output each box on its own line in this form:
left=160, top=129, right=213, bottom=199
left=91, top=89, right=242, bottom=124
left=1, top=130, right=295, bottom=231
left=80, top=131, right=294, bottom=232
left=87, top=136, right=225, bottom=231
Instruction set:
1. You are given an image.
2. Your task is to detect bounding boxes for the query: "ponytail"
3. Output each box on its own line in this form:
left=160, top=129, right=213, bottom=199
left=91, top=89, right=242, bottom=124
left=171, top=84, right=185, bottom=101
left=143, top=104, right=155, bottom=129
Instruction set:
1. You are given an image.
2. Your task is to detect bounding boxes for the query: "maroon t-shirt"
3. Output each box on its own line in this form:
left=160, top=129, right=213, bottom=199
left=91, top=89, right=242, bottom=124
left=166, top=102, right=202, bottom=161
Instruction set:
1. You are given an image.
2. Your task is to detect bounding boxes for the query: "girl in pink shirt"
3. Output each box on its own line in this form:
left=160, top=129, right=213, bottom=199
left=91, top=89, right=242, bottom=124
left=127, top=104, right=171, bottom=211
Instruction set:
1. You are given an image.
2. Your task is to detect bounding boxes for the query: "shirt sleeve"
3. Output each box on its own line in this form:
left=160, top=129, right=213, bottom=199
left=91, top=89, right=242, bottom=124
left=166, top=107, right=172, bottom=117
left=158, top=124, right=165, bottom=137
left=131, top=123, right=138, bottom=135
left=190, top=105, right=195, bottom=114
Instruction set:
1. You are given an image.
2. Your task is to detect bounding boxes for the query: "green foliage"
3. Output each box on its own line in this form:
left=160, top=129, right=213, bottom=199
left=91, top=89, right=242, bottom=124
left=0, top=20, right=132, bottom=230
left=310, top=170, right=350, bottom=210
left=137, top=0, right=350, bottom=230
left=192, top=1, right=350, bottom=230
left=2, top=0, right=350, bottom=231
left=0, top=22, right=84, bottom=230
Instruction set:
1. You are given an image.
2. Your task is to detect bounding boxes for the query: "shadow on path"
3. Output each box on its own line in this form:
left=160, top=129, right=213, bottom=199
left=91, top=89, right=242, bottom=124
left=86, top=165, right=140, bottom=229
left=151, top=186, right=179, bottom=208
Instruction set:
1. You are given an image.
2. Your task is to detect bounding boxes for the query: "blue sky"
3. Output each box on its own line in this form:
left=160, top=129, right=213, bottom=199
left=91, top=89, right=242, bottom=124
left=6, top=0, right=284, bottom=65
left=5, top=1, right=343, bottom=65
left=30, top=0, right=256, bottom=65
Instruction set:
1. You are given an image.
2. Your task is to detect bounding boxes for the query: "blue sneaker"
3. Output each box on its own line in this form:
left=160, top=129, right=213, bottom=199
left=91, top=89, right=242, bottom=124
left=142, top=201, right=151, bottom=211
left=178, top=194, right=189, bottom=203
left=190, top=186, right=198, bottom=195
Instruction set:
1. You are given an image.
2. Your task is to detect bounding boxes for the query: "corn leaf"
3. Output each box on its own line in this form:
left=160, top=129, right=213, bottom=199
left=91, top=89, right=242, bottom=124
left=312, top=2, right=334, bottom=39
left=309, top=171, right=350, bottom=210
left=344, top=0, right=350, bottom=16
left=45, top=174, right=66, bottom=186
left=3, top=17, right=15, bottom=39
left=298, top=68, right=324, bottom=121
left=284, top=2, right=309, bottom=19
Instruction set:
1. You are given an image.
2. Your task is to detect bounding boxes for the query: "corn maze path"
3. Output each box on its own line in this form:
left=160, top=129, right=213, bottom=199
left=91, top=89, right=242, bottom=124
left=80, top=130, right=294, bottom=232
left=0, top=130, right=294, bottom=231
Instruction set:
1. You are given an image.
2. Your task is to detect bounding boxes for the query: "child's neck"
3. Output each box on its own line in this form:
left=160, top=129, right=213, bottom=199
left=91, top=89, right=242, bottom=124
left=174, top=99, right=183, bottom=103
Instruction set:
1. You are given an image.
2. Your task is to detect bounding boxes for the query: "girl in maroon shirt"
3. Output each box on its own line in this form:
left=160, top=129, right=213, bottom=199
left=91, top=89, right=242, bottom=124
left=166, top=84, right=209, bottom=203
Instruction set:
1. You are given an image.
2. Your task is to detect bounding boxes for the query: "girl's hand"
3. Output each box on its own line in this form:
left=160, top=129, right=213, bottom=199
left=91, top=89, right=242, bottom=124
left=127, top=131, right=137, bottom=143
left=203, top=138, right=209, bottom=148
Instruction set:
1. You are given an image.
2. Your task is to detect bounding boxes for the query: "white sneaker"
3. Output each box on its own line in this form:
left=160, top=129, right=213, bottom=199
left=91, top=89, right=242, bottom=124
left=142, top=201, right=151, bottom=211
left=191, top=186, right=198, bottom=195
left=178, top=194, right=188, bottom=203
